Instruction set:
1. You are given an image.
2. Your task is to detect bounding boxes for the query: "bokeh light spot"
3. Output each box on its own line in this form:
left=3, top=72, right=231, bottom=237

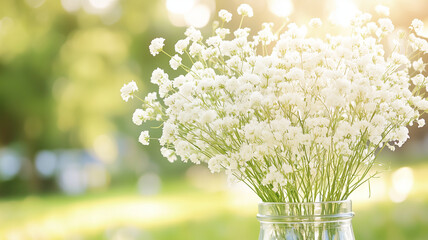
left=25, top=0, right=46, bottom=8
left=184, top=4, right=211, bottom=28
left=329, top=0, right=359, bottom=26
left=0, top=149, right=21, bottom=180
left=101, top=4, right=122, bottom=25
left=166, top=0, right=195, bottom=14
left=35, top=150, right=57, bottom=178
left=58, top=164, right=87, bottom=195
left=268, top=0, right=294, bottom=18
left=89, top=0, right=116, bottom=10
left=389, top=167, right=414, bottom=203
left=61, top=0, right=82, bottom=12
left=167, top=12, right=187, bottom=27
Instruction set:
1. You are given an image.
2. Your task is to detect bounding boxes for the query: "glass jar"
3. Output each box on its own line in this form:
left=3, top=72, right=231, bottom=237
left=257, top=200, right=355, bottom=240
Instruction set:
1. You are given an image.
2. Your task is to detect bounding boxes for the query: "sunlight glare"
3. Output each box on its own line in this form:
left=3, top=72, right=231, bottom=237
left=389, top=167, right=414, bottom=203
left=184, top=4, right=211, bottom=28
left=227, top=181, right=260, bottom=210
left=168, top=12, right=187, bottom=27
left=61, top=0, right=82, bottom=12
left=268, top=0, right=294, bottom=18
left=166, top=0, right=195, bottom=14
left=349, top=177, right=387, bottom=201
left=329, top=0, right=359, bottom=26
left=89, top=0, right=116, bottom=10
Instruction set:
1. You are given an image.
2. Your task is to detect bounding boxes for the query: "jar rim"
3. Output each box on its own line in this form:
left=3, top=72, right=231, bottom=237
left=257, top=199, right=354, bottom=223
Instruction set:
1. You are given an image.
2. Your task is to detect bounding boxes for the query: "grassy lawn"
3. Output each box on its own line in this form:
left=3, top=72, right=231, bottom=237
left=0, top=162, right=427, bottom=240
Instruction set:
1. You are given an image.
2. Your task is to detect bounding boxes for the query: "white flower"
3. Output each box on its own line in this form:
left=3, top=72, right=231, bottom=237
left=378, top=18, right=394, bottom=34
left=219, top=9, right=232, bottom=22
left=161, top=147, right=177, bottom=162
left=258, top=23, right=276, bottom=44
left=208, top=155, right=226, bottom=173
left=390, top=52, right=410, bottom=66
left=309, top=18, right=322, bottom=28
left=189, top=42, right=203, bottom=57
left=132, top=109, right=145, bottom=125
left=367, top=22, right=378, bottom=34
left=411, top=74, right=424, bottom=86
left=215, top=28, right=230, bottom=39
left=411, top=19, right=424, bottom=35
left=159, top=79, right=173, bottom=98
left=185, top=26, right=202, bottom=42
left=200, top=110, right=217, bottom=124
left=175, top=38, right=190, bottom=54
left=169, top=55, right=182, bottom=70
left=408, top=33, right=428, bottom=52
left=206, top=36, right=222, bottom=47
left=145, top=92, right=157, bottom=103
left=151, top=68, right=168, bottom=85
left=413, top=58, right=425, bottom=72
left=234, top=28, right=250, bottom=38
left=156, top=114, right=162, bottom=121
left=120, top=80, right=138, bottom=102
left=375, top=5, right=390, bottom=16
left=138, top=131, right=150, bottom=145
left=418, top=119, right=425, bottom=128
left=149, top=38, right=165, bottom=56
left=237, top=4, right=253, bottom=17
left=395, top=127, right=409, bottom=145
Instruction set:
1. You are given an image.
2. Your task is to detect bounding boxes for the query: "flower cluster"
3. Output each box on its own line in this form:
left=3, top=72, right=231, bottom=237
left=121, top=4, right=428, bottom=202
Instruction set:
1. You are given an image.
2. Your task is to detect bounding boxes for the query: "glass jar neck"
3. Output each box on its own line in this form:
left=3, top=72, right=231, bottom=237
left=257, top=200, right=354, bottom=223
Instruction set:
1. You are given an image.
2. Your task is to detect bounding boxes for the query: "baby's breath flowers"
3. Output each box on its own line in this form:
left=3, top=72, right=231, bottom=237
left=138, top=130, right=150, bottom=145
left=169, top=55, right=182, bottom=70
left=174, top=38, right=190, bottom=55
left=308, top=18, right=322, bottom=28
left=237, top=3, right=253, bottom=17
left=219, top=9, right=232, bottom=23
left=149, top=38, right=165, bottom=56
left=120, top=80, right=138, bottom=102
left=132, top=109, right=145, bottom=126
left=123, top=4, right=428, bottom=203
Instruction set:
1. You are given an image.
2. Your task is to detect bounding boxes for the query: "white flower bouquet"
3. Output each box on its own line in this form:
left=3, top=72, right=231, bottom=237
left=122, top=4, right=428, bottom=203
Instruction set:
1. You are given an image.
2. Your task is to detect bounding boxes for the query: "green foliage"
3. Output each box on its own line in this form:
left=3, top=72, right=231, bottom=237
left=0, top=0, right=180, bottom=149
left=0, top=0, right=190, bottom=192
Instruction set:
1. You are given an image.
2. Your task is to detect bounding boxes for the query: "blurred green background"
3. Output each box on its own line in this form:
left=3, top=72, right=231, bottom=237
left=1, top=0, right=428, bottom=239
